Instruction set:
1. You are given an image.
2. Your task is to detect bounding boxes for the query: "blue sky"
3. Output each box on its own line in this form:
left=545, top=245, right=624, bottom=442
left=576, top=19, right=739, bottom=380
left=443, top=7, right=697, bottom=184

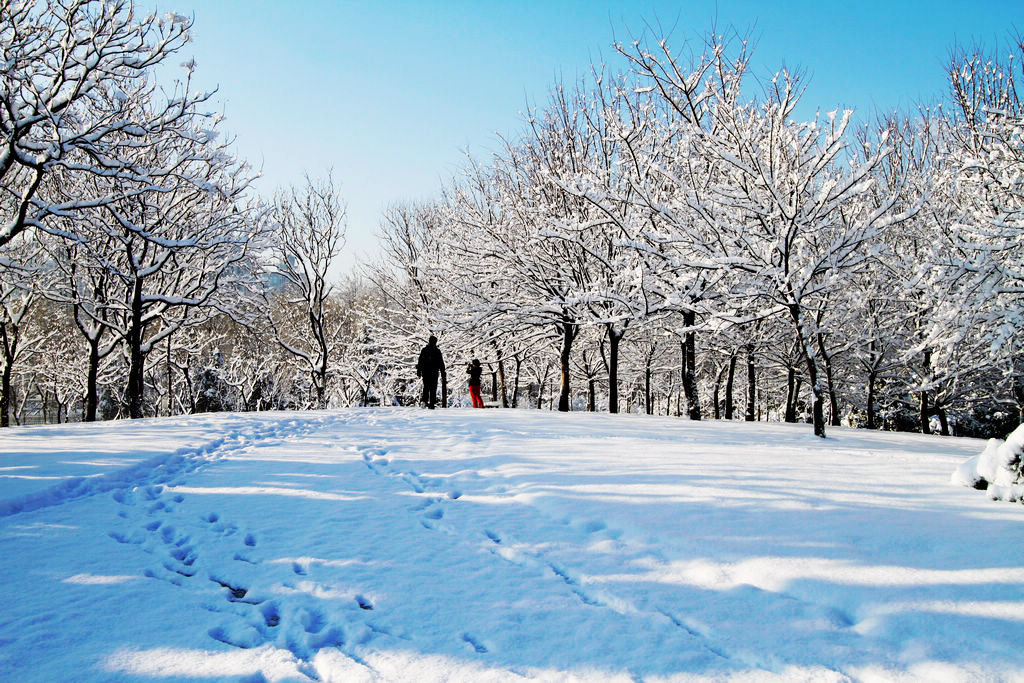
left=165, top=0, right=1021, bottom=272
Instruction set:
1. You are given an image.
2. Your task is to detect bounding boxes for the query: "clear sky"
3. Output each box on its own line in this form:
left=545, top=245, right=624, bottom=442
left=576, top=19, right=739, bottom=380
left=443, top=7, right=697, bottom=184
left=161, top=0, right=1022, bottom=274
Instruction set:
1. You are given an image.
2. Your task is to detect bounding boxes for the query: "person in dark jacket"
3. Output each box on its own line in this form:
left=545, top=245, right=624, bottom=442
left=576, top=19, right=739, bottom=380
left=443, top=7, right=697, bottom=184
left=416, top=336, right=446, bottom=409
left=467, top=358, right=484, bottom=408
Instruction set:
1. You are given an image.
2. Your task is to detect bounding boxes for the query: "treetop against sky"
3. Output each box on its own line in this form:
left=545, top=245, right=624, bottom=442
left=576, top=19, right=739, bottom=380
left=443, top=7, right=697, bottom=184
left=164, top=0, right=1020, bottom=271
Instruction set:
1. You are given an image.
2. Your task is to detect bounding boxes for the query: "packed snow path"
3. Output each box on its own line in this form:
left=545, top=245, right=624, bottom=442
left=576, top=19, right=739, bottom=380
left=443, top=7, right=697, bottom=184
left=1, top=409, right=1022, bottom=681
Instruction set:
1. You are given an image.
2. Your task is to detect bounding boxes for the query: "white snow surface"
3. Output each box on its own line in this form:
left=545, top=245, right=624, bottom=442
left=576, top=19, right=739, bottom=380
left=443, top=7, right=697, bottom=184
left=1, top=408, right=1022, bottom=682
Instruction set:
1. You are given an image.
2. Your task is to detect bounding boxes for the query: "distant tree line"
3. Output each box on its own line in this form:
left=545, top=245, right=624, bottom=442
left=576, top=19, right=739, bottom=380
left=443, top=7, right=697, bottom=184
left=2, top=1, right=1020, bottom=439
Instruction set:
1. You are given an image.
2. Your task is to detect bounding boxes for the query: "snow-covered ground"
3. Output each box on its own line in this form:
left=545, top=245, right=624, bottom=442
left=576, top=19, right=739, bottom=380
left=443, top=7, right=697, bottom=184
left=1, top=408, right=1021, bottom=682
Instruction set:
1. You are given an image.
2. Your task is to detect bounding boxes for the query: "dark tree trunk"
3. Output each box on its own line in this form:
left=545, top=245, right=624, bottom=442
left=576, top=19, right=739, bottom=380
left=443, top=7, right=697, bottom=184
left=866, top=369, right=877, bottom=430
left=788, top=305, right=826, bottom=437
left=785, top=366, right=798, bottom=423
left=498, top=358, right=508, bottom=408
left=645, top=363, right=652, bottom=415
left=725, top=353, right=736, bottom=420
left=1, top=325, right=13, bottom=428
left=511, top=355, right=522, bottom=408
left=920, top=349, right=932, bottom=435
left=817, top=332, right=840, bottom=427
left=166, top=338, right=173, bottom=417
left=681, top=311, right=701, bottom=420
left=557, top=317, right=578, bottom=412
left=490, top=369, right=498, bottom=402
left=127, top=277, right=145, bottom=419
left=936, top=406, right=949, bottom=436
left=806, top=364, right=826, bottom=437
left=606, top=326, right=622, bottom=414
left=713, top=369, right=722, bottom=420
left=1, top=361, right=11, bottom=428
left=588, top=378, right=596, bottom=412
left=745, top=344, right=756, bottom=422
left=441, top=373, right=448, bottom=409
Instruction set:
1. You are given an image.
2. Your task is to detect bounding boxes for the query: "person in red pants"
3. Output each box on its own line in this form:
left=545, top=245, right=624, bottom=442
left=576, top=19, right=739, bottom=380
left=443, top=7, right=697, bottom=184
left=466, top=359, right=484, bottom=408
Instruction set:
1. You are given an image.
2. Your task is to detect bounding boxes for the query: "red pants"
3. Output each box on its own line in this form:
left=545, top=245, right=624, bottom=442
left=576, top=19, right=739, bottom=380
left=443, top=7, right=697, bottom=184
left=469, top=384, right=484, bottom=408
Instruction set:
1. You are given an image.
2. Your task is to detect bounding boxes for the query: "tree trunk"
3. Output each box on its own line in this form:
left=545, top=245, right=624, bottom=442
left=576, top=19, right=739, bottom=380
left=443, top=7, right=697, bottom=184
left=490, top=369, right=498, bottom=402
left=920, top=349, right=932, bottom=435
left=745, top=343, right=756, bottom=422
left=166, top=338, right=173, bottom=417
left=725, top=353, right=736, bottom=420
left=866, top=369, right=877, bottom=430
left=817, top=332, right=840, bottom=427
left=511, top=354, right=522, bottom=408
left=713, top=367, right=722, bottom=420
left=498, top=359, right=508, bottom=408
left=936, top=406, right=949, bottom=436
left=681, top=311, right=701, bottom=420
left=127, top=277, right=146, bottom=419
left=789, top=305, right=826, bottom=437
left=0, top=360, right=11, bottom=428
left=645, top=363, right=652, bottom=415
left=606, top=326, right=622, bottom=414
left=785, top=366, right=798, bottom=423
left=588, top=378, right=595, bottom=412
left=557, top=317, right=578, bottom=412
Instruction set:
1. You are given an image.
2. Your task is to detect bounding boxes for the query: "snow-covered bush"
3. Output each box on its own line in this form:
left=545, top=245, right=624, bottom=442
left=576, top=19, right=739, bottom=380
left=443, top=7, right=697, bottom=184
left=952, top=423, right=1024, bottom=501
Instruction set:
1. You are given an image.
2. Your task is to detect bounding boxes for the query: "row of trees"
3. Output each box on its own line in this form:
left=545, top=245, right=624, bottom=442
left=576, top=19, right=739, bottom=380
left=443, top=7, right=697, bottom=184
left=0, top=1, right=364, bottom=425
left=365, top=33, right=1023, bottom=439
left=2, top=1, right=1020, bottom=439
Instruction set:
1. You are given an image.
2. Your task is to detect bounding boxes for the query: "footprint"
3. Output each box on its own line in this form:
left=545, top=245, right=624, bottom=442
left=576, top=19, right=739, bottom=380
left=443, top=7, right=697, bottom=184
left=355, top=595, right=374, bottom=610
left=423, top=507, right=444, bottom=520
left=292, top=562, right=307, bottom=576
left=208, top=625, right=263, bottom=649
left=244, top=534, right=257, bottom=547
left=448, top=489, right=463, bottom=500
left=462, top=632, right=488, bottom=654
left=261, top=602, right=281, bottom=628
left=170, top=545, right=197, bottom=566
left=299, top=608, right=326, bottom=634
left=109, top=530, right=144, bottom=545
left=163, top=561, right=195, bottom=578
left=484, top=529, right=501, bottom=544
left=143, top=567, right=182, bottom=587
left=211, top=577, right=251, bottom=601
left=203, top=512, right=220, bottom=523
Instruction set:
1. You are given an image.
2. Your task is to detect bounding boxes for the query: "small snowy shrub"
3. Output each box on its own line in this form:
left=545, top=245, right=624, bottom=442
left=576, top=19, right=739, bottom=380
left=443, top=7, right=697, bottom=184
left=952, top=423, right=1024, bottom=502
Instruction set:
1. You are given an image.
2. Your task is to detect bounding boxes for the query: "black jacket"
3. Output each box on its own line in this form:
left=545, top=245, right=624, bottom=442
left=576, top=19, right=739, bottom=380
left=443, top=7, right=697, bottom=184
left=417, top=342, right=445, bottom=379
left=467, top=364, right=482, bottom=387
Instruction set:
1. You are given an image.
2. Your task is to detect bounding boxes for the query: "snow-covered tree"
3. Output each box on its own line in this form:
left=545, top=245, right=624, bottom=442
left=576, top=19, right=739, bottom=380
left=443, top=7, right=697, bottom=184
left=263, top=174, right=347, bottom=410
left=1, top=0, right=201, bottom=247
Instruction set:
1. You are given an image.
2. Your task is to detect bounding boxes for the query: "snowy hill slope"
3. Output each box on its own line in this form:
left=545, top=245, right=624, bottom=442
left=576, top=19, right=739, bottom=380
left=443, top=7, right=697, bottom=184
left=1, top=409, right=1021, bottom=682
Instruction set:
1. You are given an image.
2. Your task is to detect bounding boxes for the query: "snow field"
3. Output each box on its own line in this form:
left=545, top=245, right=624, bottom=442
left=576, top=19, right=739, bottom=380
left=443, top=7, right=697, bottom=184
left=0, top=408, right=1021, bottom=681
